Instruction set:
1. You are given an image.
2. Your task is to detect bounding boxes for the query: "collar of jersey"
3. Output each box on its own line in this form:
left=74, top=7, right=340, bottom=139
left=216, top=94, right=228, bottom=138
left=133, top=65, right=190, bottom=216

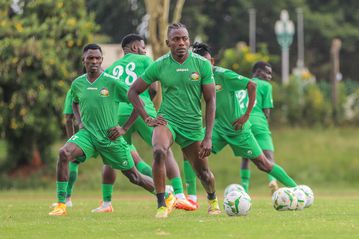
left=170, top=50, right=192, bottom=65
left=86, top=71, right=104, bottom=85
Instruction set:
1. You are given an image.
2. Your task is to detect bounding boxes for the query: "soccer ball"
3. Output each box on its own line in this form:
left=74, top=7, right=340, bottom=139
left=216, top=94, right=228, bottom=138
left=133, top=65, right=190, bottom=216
left=224, top=184, right=245, bottom=197
left=297, top=185, right=314, bottom=208
left=272, top=187, right=298, bottom=211
left=291, top=187, right=307, bottom=210
left=224, top=190, right=251, bottom=216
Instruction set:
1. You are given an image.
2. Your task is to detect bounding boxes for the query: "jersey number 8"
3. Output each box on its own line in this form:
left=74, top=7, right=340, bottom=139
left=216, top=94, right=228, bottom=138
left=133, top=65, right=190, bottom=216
left=112, top=62, right=137, bottom=86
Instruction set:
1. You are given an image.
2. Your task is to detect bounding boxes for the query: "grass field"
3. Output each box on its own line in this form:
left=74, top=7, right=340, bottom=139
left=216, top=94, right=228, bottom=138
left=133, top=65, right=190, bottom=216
left=1, top=189, right=359, bottom=239
left=1, top=127, right=359, bottom=238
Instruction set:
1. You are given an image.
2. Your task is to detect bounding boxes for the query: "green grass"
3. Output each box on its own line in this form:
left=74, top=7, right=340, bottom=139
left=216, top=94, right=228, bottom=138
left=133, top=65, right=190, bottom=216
left=1, top=190, right=359, bottom=239
left=2, top=127, right=359, bottom=190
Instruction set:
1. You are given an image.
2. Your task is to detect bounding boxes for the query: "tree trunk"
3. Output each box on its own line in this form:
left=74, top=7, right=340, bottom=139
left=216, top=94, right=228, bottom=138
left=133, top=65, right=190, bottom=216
left=144, top=0, right=186, bottom=109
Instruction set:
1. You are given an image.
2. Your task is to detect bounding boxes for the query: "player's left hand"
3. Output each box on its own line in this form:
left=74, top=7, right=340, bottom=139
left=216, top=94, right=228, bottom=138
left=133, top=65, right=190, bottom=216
left=199, top=136, right=212, bottom=159
left=107, top=126, right=126, bottom=141
left=232, top=114, right=250, bottom=130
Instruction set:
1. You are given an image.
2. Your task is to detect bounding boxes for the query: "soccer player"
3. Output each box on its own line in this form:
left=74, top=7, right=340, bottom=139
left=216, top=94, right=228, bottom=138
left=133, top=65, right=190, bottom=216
left=191, top=42, right=297, bottom=193
left=239, top=61, right=279, bottom=193
left=128, top=23, right=221, bottom=218
left=49, top=44, right=156, bottom=216
left=96, top=33, right=196, bottom=212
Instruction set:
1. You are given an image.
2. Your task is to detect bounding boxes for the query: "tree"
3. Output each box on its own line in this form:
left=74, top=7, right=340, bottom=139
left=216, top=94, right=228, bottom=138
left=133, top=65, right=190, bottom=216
left=0, top=0, right=97, bottom=174
left=142, top=0, right=185, bottom=108
left=86, top=0, right=146, bottom=43
left=144, top=0, right=185, bottom=59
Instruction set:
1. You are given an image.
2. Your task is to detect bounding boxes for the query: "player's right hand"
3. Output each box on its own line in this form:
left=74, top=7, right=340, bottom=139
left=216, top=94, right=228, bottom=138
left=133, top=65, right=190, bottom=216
left=145, top=116, right=167, bottom=127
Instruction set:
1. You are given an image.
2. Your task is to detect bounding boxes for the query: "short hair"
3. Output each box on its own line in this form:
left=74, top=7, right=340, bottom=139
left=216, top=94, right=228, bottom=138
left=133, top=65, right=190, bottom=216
left=121, top=34, right=144, bottom=49
left=252, top=61, right=271, bottom=73
left=83, top=43, right=102, bottom=53
left=192, top=42, right=211, bottom=57
left=167, top=23, right=187, bottom=37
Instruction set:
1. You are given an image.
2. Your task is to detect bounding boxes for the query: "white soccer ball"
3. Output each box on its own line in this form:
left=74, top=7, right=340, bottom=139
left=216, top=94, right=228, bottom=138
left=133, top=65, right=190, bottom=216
left=224, top=184, right=245, bottom=197
left=297, top=185, right=314, bottom=208
left=224, top=190, right=251, bottom=216
left=291, top=187, right=307, bottom=210
left=272, top=187, right=298, bottom=211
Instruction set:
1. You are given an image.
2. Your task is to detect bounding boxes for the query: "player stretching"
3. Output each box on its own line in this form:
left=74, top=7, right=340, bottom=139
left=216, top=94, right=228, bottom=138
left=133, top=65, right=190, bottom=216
left=128, top=23, right=220, bottom=218
left=95, top=34, right=196, bottom=212
left=192, top=42, right=297, bottom=192
left=239, top=61, right=279, bottom=193
left=49, top=44, right=156, bottom=216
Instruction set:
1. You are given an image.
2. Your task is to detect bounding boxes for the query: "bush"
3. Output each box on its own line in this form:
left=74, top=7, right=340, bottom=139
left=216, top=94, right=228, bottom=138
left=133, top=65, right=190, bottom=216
left=303, top=83, right=332, bottom=126
left=0, top=0, right=98, bottom=171
left=219, top=42, right=273, bottom=77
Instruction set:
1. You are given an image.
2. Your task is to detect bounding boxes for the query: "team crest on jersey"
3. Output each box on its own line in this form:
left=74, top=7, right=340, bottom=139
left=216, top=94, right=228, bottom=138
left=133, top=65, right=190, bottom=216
left=215, top=84, right=223, bottom=91
left=190, top=72, right=200, bottom=81
left=99, top=87, right=109, bottom=97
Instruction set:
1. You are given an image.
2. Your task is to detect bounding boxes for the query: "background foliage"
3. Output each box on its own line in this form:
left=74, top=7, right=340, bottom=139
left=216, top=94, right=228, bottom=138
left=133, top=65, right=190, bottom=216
left=0, top=0, right=97, bottom=171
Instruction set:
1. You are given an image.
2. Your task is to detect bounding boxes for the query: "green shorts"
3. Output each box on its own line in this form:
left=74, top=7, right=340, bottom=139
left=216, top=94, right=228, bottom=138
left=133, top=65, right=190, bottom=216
left=252, top=132, right=274, bottom=151
left=250, top=124, right=274, bottom=151
left=166, top=123, right=204, bottom=149
left=118, top=110, right=156, bottom=146
left=67, top=129, right=134, bottom=171
left=212, top=127, right=262, bottom=159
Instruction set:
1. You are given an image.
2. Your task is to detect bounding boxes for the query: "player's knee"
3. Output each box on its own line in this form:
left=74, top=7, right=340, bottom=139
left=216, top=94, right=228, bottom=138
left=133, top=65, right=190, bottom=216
left=59, top=147, right=70, bottom=162
left=254, top=155, right=272, bottom=173
left=127, top=171, right=141, bottom=185
left=153, top=147, right=167, bottom=162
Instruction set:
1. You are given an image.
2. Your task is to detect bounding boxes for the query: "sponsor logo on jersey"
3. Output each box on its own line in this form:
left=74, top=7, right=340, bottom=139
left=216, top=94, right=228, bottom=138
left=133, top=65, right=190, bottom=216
left=176, top=68, right=189, bottom=72
left=190, top=72, right=200, bottom=81
left=215, top=84, right=223, bottom=91
left=99, top=87, right=109, bottom=97
left=87, top=87, right=98, bottom=90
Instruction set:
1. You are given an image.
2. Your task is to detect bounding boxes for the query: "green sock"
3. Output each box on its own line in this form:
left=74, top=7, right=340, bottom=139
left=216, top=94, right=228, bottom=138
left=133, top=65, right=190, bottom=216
left=171, top=177, right=184, bottom=195
left=269, top=164, right=297, bottom=187
left=268, top=174, right=276, bottom=183
left=56, top=181, right=68, bottom=203
left=240, top=169, right=251, bottom=192
left=183, top=160, right=197, bottom=195
left=136, top=161, right=153, bottom=177
left=102, top=183, right=113, bottom=202
left=66, top=162, right=79, bottom=197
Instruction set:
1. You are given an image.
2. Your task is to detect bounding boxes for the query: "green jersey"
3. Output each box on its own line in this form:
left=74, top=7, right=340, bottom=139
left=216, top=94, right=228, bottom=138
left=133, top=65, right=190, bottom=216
left=213, top=66, right=251, bottom=136
left=63, top=90, right=73, bottom=115
left=141, top=51, right=214, bottom=131
left=105, top=53, right=155, bottom=116
left=239, top=77, right=273, bottom=132
left=70, top=72, right=129, bottom=141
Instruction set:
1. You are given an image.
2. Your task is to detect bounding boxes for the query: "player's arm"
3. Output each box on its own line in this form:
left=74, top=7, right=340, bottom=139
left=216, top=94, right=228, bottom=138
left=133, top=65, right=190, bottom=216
left=202, top=82, right=216, bottom=144
left=107, top=107, right=140, bottom=141
left=63, top=90, right=75, bottom=138
left=129, top=61, right=166, bottom=126
left=128, top=78, right=150, bottom=119
left=263, top=108, right=271, bottom=122
left=201, top=82, right=216, bottom=159
left=223, top=71, right=257, bottom=130
left=243, top=80, right=257, bottom=120
left=262, top=83, right=273, bottom=123
left=148, top=82, right=158, bottom=100
left=64, top=114, right=75, bottom=138
left=232, top=81, right=256, bottom=130
left=72, top=102, right=83, bottom=129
